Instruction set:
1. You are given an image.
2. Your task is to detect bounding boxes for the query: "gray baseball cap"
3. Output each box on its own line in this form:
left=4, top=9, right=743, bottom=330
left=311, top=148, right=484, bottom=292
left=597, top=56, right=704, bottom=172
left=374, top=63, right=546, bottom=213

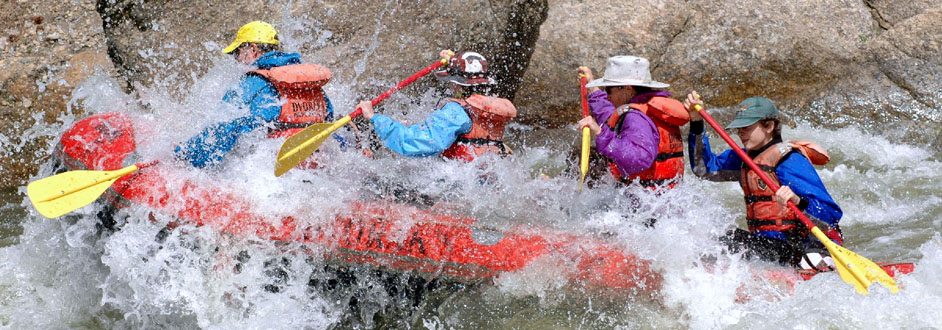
left=726, top=97, right=779, bottom=129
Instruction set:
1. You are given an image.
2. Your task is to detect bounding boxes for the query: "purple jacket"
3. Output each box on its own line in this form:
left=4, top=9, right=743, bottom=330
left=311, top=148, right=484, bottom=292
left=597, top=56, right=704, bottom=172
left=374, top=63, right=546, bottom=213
left=588, top=90, right=660, bottom=177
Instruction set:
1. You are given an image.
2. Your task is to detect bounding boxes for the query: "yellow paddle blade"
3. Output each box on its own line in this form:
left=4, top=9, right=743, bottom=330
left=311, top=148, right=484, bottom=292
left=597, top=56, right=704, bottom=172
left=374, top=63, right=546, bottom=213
left=579, top=127, right=590, bottom=191
left=27, top=165, right=139, bottom=218
left=274, top=116, right=352, bottom=177
left=811, top=227, right=899, bottom=294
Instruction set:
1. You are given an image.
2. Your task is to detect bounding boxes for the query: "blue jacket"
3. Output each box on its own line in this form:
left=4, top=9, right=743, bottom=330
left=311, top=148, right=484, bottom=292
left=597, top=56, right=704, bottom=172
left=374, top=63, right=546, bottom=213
left=174, top=52, right=334, bottom=167
left=370, top=101, right=472, bottom=157
left=687, top=121, right=843, bottom=242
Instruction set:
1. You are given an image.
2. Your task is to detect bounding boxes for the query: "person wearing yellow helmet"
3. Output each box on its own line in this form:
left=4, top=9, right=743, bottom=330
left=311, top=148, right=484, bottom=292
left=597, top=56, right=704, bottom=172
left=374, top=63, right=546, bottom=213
left=175, top=21, right=337, bottom=167
left=221, top=21, right=281, bottom=64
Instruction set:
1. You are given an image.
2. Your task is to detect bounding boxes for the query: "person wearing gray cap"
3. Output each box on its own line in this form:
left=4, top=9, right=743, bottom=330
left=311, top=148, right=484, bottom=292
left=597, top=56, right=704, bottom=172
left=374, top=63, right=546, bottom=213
left=684, top=92, right=844, bottom=271
left=576, top=56, right=689, bottom=189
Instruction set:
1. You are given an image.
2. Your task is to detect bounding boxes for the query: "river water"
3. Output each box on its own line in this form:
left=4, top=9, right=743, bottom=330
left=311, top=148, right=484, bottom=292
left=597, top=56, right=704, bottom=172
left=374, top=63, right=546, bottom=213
left=1, top=27, right=941, bottom=330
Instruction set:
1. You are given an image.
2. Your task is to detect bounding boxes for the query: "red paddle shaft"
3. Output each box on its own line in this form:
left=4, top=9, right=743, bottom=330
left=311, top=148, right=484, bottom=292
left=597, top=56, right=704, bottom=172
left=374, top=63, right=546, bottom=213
left=580, top=76, right=589, bottom=118
left=696, top=107, right=822, bottom=234
left=348, top=59, right=448, bottom=119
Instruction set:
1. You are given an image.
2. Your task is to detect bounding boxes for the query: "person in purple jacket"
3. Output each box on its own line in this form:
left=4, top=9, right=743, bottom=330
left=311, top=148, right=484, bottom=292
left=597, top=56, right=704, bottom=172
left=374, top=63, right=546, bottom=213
left=577, top=56, right=685, bottom=187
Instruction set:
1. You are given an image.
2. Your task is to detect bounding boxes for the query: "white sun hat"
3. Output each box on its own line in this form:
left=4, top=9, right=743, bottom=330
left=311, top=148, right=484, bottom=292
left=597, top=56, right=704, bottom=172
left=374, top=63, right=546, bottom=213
left=585, top=56, right=669, bottom=89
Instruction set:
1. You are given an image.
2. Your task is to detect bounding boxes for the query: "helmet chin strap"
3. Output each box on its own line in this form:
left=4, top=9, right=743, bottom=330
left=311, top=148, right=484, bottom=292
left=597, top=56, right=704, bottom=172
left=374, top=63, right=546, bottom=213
left=450, top=83, right=467, bottom=98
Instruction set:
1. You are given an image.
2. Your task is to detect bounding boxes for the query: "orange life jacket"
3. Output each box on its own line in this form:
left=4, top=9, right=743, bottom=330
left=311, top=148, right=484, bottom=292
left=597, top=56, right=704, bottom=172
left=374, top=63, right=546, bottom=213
left=250, top=63, right=331, bottom=138
left=605, top=96, right=690, bottom=188
left=741, top=141, right=830, bottom=234
left=440, top=94, right=517, bottom=162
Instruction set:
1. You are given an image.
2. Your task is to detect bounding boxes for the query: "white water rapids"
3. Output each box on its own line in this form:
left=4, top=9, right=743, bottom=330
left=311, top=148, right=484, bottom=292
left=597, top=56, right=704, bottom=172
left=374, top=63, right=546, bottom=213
left=1, top=17, right=941, bottom=330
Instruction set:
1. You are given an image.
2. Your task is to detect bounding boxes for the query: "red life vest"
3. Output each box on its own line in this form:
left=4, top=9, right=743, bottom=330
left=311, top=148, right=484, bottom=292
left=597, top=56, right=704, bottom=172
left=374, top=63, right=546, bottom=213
left=741, top=141, right=833, bottom=237
left=440, top=94, right=517, bottom=162
left=605, top=96, right=690, bottom=188
left=250, top=63, right=331, bottom=138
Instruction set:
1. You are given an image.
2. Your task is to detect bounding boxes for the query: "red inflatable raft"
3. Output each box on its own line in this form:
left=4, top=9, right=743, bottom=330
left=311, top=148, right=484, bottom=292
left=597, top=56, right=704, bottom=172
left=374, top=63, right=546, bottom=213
left=53, top=112, right=661, bottom=293
left=52, top=112, right=914, bottom=297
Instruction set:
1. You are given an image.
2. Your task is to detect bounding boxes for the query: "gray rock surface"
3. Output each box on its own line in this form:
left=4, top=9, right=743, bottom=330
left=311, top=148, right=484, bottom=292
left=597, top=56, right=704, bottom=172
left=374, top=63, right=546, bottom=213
left=1, top=0, right=116, bottom=188
left=98, top=0, right=547, bottom=101
left=2, top=0, right=940, bottom=188
left=520, top=0, right=941, bottom=150
left=864, top=0, right=939, bottom=28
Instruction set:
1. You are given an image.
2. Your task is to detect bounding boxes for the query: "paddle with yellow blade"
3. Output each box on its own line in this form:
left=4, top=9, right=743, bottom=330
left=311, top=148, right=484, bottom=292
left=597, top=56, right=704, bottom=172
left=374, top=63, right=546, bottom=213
left=274, top=52, right=453, bottom=176
left=578, top=74, right=591, bottom=191
left=27, top=161, right=157, bottom=218
left=692, top=101, right=898, bottom=295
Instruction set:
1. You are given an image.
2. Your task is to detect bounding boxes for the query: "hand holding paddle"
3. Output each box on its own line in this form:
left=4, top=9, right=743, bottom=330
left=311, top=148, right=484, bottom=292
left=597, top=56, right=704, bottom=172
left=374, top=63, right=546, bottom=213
left=577, top=72, right=591, bottom=191
left=274, top=51, right=454, bottom=176
left=28, top=51, right=456, bottom=217
left=691, top=98, right=898, bottom=295
left=683, top=92, right=703, bottom=121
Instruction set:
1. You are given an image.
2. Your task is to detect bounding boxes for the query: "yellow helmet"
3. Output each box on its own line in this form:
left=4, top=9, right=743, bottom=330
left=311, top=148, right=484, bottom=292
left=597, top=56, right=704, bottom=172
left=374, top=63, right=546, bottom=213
left=222, top=21, right=279, bottom=54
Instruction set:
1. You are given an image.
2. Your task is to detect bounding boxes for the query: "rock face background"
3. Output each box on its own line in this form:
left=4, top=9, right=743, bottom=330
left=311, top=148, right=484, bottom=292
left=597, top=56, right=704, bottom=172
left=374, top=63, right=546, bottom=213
left=98, top=0, right=547, bottom=104
left=2, top=0, right=940, bottom=187
left=521, top=0, right=942, bottom=143
left=1, top=0, right=116, bottom=187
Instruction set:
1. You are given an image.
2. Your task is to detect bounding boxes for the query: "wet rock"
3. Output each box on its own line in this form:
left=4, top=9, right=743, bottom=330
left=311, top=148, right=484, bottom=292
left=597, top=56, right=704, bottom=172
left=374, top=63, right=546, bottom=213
left=869, top=9, right=942, bottom=110
left=522, top=0, right=873, bottom=121
left=865, top=8, right=942, bottom=148
left=96, top=0, right=547, bottom=103
left=516, top=0, right=689, bottom=125
left=863, top=0, right=940, bottom=28
left=64, top=49, right=114, bottom=87
left=0, top=0, right=115, bottom=187
left=519, top=0, right=942, bottom=152
left=3, top=0, right=941, bottom=189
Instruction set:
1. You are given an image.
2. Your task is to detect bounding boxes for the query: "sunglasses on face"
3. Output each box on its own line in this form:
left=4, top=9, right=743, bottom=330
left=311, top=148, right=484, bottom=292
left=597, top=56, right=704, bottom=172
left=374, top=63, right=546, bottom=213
left=231, top=45, right=243, bottom=59
left=231, top=43, right=252, bottom=59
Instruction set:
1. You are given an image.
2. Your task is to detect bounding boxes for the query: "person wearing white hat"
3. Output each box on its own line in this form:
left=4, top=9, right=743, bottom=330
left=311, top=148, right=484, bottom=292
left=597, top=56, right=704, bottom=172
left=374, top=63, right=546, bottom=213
left=577, top=56, right=689, bottom=189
